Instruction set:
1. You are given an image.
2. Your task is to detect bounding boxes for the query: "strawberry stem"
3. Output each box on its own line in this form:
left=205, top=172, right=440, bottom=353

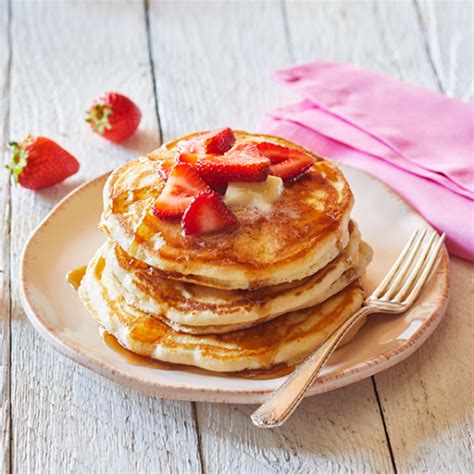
left=85, top=103, right=112, bottom=135
left=5, top=138, right=30, bottom=185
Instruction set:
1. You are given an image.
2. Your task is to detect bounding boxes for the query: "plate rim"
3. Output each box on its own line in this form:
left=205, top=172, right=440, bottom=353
left=19, top=168, right=451, bottom=403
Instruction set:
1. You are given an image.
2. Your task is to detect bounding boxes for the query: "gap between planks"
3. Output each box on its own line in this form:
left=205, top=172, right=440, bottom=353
left=142, top=0, right=211, bottom=471
left=1, top=0, right=12, bottom=471
left=281, top=0, right=397, bottom=469
left=143, top=1, right=205, bottom=472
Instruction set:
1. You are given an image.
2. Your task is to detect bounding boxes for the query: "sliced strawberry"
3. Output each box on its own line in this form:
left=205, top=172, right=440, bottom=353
left=156, top=159, right=175, bottom=179
left=269, top=153, right=314, bottom=181
left=152, top=163, right=211, bottom=219
left=228, top=142, right=262, bottom=158
left=257, top=142, right=314, bottom=181
left=182, top=191, right=238, bottom=236
left=256, top=142, right=290, bottom=164
left=177, top=128, right=236, bottom=155
left=195, top=143, right=270, bottom=185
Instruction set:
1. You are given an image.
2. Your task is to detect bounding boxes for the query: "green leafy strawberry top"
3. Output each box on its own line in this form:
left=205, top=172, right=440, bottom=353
left=6, top=136, right=31, bottom=184
left=85, top=103, right=113, bottom=135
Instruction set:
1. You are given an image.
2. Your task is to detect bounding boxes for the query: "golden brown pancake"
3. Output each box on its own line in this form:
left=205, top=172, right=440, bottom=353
left=100, top=131, right=354, bottom=290
left=101, top=222, right=372, bottom=334
left=79, top=248, right=365, bottom=372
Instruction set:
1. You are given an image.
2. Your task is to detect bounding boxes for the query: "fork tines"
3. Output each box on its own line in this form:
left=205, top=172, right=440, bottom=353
left=369, top=229, right=445, bottom=306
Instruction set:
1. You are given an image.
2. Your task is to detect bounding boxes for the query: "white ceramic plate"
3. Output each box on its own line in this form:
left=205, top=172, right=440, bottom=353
left=20, top=166, right=449, bottom=403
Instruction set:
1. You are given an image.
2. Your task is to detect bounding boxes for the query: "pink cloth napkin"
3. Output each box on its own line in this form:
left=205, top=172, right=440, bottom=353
left=258, top=61, right=474, bottom=261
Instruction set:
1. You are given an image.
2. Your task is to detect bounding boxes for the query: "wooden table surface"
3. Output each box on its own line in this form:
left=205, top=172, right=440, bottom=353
left=1, top=1, right=472, bottom=472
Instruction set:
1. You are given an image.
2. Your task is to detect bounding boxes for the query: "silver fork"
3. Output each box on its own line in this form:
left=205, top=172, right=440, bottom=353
left=251, top=229, right=445, bottom=428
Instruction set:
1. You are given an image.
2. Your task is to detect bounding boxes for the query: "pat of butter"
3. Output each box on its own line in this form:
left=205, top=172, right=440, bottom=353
left=224, top=175, right=283, bottom=211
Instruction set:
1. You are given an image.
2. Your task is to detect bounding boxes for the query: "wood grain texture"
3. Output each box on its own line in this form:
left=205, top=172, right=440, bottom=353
left=376, top=257, right=474, bottom=473
left=148, top=1, right=394, bottom=472
left=0, top=0, right=11, bottom=471
left=196, top=382, right=393, bottom=473
left=285, top=1, right=473, bottom=471
left=7, top=1, right=201, bottom=472
left=416, top=0, right=474, bottom=101
left=285, top=0, right=441, bottom=90
left=148, top=0, right=294, bottom=138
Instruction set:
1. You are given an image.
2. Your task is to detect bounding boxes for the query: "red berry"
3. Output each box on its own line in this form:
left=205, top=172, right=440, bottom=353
left=86, top=92, right=141, bottom=143
left=177, top=128, right=236, bottom=155
left=6, top=136, right=79, bottom=190
left=257, top=142, right=314, bottom=181
left=196, top=143, right=270, bottom=185
left=256, top=142, right=290, bottom=164
left=182, top=191, right=238, bottom=236
left=152, top=163, right=210, bottom=219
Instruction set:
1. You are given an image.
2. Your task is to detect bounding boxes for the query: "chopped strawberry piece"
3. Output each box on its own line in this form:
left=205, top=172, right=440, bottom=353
left=257, top=142, right=315, bottom=181
left=177, top=128, right=236, bottom=155
left=256, top=142, right=290, bottom=164
left=152, top=163, right=211, bottom=219
left=182, top=191, right=238, bottom=236
left=269, top=153, right=314, bottom=181
left=156, top=159, right=175, bottom=179
left=228, top=142, right=262, bottom=158
left=196, top=143, right=270, bottom=185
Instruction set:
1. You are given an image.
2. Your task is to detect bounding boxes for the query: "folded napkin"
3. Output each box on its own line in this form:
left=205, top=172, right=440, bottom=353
left=258, top=61, right=474, bottom=261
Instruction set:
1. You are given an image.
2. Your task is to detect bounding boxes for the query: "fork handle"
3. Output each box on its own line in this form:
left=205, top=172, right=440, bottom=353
left=251, top=304, right=376, bottom=428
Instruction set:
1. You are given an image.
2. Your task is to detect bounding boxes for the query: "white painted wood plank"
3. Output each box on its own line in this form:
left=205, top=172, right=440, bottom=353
left=149, top=2, right=394, bottom=472
left=416, top=0, right=474, bottom=101
left=375, top=257, right=473, bottom=474
left=286, top=1, right=473, bottom=472
left=149, top=0, right=294, bottom=138
left=285, top=0, right=441, bottom=91
left=197, top=382, right=393, bottom=473
left=0, top=0, right=11, bottom=471
left=0, top=0, right=9, bottom=273
left=8, top=2, right=201, bottom=472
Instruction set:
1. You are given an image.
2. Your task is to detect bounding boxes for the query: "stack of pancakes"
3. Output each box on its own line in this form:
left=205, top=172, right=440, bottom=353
left=78, top=131, right=372, bottom=373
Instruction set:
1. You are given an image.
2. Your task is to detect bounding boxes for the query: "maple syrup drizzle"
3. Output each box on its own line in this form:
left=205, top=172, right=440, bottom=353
left=100, top=328, right=176, bottom=370
left=66, top=266, right=87, bottom=290
left=100, top=329, right=295, bottom=380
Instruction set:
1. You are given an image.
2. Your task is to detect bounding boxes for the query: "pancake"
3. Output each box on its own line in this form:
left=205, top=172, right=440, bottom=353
left=101, top=223, right=373, bottom=334
left=100, top=131, right=354, bottom=290
left=79, top=249, right=365, bottom=372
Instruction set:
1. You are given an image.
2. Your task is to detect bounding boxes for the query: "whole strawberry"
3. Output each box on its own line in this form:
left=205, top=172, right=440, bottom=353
left=6, top=136, right=80, bottom=190
left=85, top=92, right=141, bottom=143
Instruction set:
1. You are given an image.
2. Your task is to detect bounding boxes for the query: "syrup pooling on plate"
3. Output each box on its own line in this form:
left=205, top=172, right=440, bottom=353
left=66, top=266, right=87, bottom=290
left=101, top=329, right=296, bottom=380
left=100, top=328, right=174, bottom=370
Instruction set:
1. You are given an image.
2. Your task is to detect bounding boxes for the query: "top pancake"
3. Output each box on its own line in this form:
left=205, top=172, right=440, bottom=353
left=100, top=131, right=354, bottom=290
